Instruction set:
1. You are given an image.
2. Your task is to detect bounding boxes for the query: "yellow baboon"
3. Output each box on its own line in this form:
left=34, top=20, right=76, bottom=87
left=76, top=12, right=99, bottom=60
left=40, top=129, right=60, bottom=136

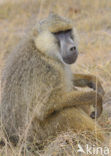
left=1, top=14, right=105, bottom=149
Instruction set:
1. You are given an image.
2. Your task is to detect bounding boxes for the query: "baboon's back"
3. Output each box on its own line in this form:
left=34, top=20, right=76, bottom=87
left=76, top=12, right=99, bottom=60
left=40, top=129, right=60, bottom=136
left=1, top=38, right=61, bottom=140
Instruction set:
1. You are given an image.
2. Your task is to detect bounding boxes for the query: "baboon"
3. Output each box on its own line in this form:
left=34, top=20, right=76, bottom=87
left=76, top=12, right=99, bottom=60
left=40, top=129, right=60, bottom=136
left=1, top=14, right=105, bottom=148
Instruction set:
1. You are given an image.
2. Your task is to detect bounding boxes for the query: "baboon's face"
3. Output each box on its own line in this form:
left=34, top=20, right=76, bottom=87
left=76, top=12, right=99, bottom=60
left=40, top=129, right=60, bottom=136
left=53, top=29, right=78, bottom=64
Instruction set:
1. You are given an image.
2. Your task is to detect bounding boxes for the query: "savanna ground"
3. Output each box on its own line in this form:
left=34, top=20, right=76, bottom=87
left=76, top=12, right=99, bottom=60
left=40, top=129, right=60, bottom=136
left=0, top=0, right=111, bottom=155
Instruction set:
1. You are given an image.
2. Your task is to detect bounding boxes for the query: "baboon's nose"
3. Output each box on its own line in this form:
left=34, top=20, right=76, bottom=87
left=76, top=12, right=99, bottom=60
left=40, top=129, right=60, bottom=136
left=70, top=46, right=76, bottom=52
left=69, top=45, right=77, bottom=56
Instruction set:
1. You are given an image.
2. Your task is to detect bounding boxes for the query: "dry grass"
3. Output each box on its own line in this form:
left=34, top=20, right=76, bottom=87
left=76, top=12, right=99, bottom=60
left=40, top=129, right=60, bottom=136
left=43, top=131, right=107, bottom=156
left=0, top=0, right=111, bottom=155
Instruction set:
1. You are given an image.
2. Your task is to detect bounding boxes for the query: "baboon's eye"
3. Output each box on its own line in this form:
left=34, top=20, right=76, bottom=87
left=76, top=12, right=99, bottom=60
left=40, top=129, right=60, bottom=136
left=70, top=33, right=74, bottom=40
left=53, top=32, right=60, bottom=46
left=53, top=29, right=72, bottom=35
left=56, top=40, right=60, bottom=47
left=53, top=29, right=74, bottom=48
left=67, top=29, right=74, bottom=40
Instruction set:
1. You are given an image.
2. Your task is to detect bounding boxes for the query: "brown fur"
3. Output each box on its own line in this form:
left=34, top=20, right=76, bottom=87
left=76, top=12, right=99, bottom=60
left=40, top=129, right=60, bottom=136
left=1, top=14, right=105, bottom=149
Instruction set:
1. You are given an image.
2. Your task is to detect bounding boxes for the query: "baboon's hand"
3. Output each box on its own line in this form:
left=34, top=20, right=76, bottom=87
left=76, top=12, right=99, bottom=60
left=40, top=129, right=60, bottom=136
left=87, top=77, right=105, bottom=97
left=90, top=93, right=103, bottom=119
left=73, top=74, right=105, bottom=97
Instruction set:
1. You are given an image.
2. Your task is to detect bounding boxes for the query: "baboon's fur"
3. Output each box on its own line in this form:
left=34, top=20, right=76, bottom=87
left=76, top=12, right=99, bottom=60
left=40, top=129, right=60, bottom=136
left=1, top=14, right=105, bottom=148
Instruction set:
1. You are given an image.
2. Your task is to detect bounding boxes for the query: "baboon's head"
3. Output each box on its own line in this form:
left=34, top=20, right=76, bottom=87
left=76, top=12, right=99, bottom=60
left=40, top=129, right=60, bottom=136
left=34, top=13, right=78, bottom=64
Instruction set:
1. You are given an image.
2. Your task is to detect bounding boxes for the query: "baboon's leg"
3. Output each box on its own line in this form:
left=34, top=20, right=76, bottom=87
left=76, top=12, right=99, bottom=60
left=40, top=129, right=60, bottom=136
left=40, top=107, right=105, bottom=142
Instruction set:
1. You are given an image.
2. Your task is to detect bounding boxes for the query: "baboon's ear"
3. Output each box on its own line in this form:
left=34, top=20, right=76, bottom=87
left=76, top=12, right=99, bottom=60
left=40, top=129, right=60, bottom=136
left=32, top=29, right=38, bottom=37
left=48, top=11, right=57, bottom=17
left=32, top=23, right=39, bottom=38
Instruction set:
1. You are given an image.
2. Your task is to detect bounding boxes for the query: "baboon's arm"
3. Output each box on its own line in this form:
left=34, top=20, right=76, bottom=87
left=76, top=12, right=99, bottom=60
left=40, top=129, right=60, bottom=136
left=58, top=91, right=102, bottom=113
left=73, top=74, right=105, bottom=96
left=41, top=90, right=102, bottom=120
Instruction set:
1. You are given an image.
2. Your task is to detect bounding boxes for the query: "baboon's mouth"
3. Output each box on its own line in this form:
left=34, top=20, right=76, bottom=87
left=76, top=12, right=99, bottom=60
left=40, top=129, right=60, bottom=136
left=63, top=53, right=78, bottom=64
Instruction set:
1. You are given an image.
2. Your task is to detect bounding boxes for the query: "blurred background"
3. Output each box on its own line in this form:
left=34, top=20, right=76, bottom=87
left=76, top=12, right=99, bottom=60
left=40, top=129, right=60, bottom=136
left=0, top=0, right=111, bottom=152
